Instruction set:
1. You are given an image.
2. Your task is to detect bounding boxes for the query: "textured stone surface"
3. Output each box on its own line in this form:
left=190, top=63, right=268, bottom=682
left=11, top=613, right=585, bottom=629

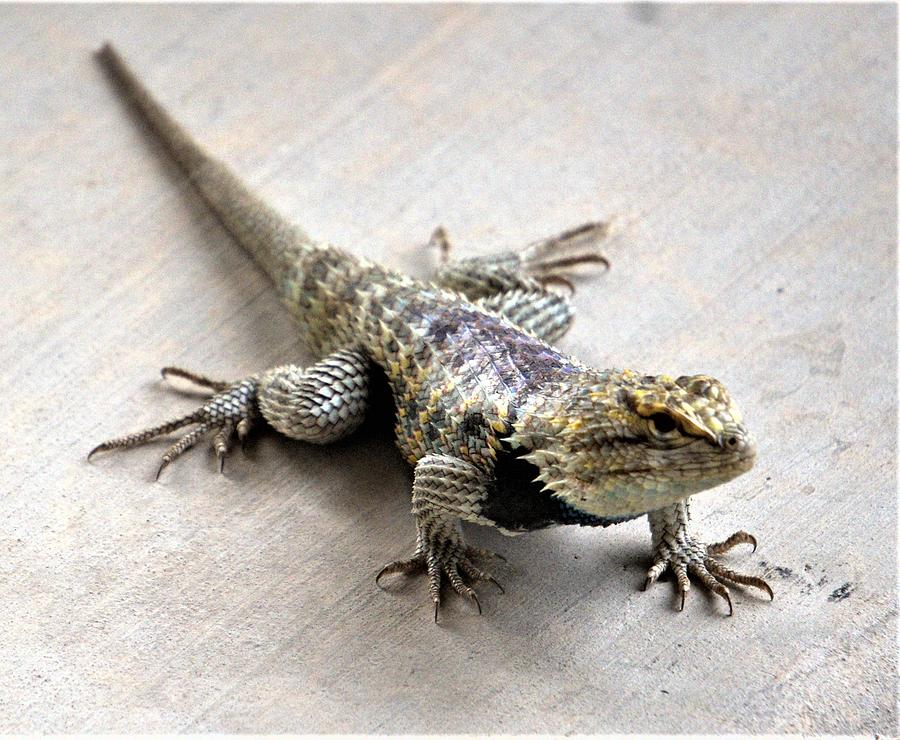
left=0, top=4, right=895, bottom=733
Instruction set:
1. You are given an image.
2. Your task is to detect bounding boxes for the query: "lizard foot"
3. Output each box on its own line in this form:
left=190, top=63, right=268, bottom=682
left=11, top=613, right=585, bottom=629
left=520, top=221, right=611, bottom=292
left=376, top=543, right=504, bottom=623
left=88, top=368, right=259, bottom=479
left=643, top=528, right=774, bottom=615
left=431, top=221, right=610, bottom=300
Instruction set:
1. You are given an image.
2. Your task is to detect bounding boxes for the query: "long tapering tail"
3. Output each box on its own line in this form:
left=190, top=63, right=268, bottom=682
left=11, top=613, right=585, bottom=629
left=96, top=42, right=317, bottom=284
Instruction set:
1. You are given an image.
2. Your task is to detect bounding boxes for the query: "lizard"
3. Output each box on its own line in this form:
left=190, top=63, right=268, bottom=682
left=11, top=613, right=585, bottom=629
left=89, top=42, right=773, bottom=621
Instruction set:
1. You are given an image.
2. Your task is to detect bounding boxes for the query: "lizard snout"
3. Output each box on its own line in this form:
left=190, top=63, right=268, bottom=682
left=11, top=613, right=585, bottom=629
left=721, top=428, right=756, bottom=470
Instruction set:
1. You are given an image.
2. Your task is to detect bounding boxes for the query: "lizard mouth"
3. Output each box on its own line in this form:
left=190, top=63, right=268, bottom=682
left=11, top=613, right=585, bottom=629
left=604, top=451, right=755, bottom=477
left=591, top=451, right=756, bottom=500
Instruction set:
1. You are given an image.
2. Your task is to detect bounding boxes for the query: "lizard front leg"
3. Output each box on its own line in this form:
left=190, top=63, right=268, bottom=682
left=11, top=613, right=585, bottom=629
left=89, top=348, right=369, bottom=477
left=376, top=454, right=504, bottom=622
left=645, top=500, right=774, bottom=615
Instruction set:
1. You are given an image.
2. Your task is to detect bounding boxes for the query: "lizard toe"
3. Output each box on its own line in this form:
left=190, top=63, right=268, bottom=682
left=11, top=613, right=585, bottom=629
left=90, top=373, right=260, bottom=479
left=705, top=556, right=774, bottom=600
left=375, top=554, right=426, bottom=587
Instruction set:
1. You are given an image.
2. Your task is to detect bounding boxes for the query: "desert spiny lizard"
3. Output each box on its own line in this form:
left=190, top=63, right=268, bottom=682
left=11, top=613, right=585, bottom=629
left=90, top=43, right=773, bottom=621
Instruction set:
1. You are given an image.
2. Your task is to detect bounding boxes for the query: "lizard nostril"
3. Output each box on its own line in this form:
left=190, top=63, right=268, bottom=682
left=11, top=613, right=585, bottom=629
left=726, top=436, right=739, bottom=449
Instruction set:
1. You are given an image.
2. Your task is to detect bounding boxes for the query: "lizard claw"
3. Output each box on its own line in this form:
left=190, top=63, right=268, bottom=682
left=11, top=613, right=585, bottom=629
left=470, top=591, right=482, bottom=615
left=89, top=371, right=259, bottom=478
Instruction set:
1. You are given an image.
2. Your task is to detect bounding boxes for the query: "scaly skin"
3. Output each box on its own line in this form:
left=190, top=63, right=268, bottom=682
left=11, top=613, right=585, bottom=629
left=90, top=43, right=773, bottom=621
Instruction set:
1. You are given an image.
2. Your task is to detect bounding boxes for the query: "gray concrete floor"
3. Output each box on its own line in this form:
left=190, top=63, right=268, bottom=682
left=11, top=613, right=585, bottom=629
left=1, top=4, right=896, bottom=734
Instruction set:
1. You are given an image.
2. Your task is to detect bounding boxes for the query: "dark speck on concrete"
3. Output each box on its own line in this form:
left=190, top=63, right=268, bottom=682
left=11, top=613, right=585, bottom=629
left=832, top=438, right=853, bottom=456
left=828, top=582, right=853, bottom=602
left=630, top=2, right=660, bottom=24
left=760, top=560, right=793, bottom=579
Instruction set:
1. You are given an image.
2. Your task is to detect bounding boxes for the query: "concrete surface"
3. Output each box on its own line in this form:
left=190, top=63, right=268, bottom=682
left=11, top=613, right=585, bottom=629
left=1, top=4, right=896, bottom=734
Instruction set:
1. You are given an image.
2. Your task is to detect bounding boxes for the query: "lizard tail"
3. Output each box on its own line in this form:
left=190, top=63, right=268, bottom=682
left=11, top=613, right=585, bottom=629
left=96, top=42, right=318, bottom=285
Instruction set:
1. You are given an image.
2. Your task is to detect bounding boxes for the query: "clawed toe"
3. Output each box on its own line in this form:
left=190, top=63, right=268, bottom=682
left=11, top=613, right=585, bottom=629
left=689, top=561, right=734, bottom=616
left=707, top=530, right=757, bottom=555
left=469, top=591, right=482, bottom=615
left=213, top=421, right=236, bottom=473
left=160, top=366, right=230, bottom=394
left=458, top=558, right=504, bottom=593
left=375, top=556, right=425, bottom=586
left=155, top=422, right=211, bottom=480
left=705, top=558, right=774, bottom=600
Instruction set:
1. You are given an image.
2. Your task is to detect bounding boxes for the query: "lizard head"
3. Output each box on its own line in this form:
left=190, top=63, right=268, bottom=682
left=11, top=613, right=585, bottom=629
left=509, top=369, right=756, bottom=517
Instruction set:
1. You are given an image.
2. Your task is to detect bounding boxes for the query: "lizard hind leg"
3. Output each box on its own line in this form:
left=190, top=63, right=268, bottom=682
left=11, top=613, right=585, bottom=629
left=88, top=348, right=370, bottom=478
left=375, top=454, right=504, bottom=622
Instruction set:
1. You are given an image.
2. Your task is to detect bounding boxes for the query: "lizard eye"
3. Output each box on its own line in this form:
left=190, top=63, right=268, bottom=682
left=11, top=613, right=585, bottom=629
left=648, top=412, right=678, bottom=436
